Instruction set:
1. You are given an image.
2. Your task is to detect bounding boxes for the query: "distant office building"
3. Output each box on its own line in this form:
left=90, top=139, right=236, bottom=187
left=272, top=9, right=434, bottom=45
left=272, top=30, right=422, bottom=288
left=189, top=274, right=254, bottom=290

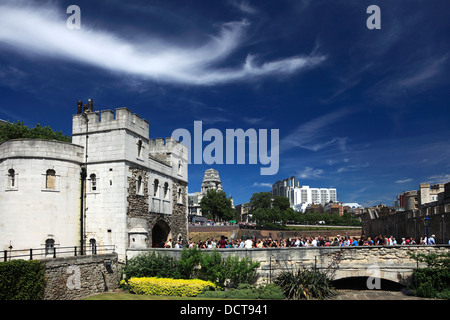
left=291, top=186, right=337, bottom=212
left=272, top=177, right=337, bottom=212
left=272, top=176, right=299, bottom=202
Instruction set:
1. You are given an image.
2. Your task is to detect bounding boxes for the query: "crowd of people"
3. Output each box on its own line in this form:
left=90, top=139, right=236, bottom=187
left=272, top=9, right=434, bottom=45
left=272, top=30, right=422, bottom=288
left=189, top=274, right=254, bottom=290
left=161, top=234, right=438, bottom=249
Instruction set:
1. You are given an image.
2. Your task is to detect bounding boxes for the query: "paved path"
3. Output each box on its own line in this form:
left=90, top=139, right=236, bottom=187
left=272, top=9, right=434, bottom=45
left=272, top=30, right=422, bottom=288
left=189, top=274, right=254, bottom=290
left=329, top=289, right=437, bottom=300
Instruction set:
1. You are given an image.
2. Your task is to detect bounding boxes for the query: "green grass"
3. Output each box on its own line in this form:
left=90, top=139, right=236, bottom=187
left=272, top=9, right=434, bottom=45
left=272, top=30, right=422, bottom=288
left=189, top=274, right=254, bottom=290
left=84, top=292, right=224, bottom=300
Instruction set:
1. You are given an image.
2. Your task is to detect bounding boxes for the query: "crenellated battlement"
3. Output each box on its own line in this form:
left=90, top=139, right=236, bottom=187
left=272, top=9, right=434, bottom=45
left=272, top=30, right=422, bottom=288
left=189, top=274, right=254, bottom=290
left=72, top=103, right=149, bottom=139
left=149, top=137, right=186, bottom=157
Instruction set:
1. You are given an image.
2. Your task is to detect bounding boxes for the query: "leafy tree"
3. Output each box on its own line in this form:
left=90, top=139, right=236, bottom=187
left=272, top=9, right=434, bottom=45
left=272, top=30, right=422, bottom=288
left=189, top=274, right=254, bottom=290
left=249, top=192, right=295, bottom=225
left=200, top=189, right=234, bottom=221
left=0, top=121, right=71, bottom=144
left=248, top=191, right=272, bottom=214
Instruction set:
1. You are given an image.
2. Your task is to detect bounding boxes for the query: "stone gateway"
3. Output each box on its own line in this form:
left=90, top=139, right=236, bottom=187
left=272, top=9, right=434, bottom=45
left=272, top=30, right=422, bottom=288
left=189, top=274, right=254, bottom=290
left=0, top=100, right=189, bottom=262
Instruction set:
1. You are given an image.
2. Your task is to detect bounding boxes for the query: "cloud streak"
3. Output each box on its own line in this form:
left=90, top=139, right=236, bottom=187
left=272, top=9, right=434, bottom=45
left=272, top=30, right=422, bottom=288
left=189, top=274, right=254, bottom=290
left=0, top=1, right=325, bottom=86
left=280, top=107, right=354, bottom=153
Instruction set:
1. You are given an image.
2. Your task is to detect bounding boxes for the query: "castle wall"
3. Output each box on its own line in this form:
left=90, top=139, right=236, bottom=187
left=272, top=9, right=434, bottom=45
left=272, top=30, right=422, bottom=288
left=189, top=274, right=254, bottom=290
left=0, top=139, right=83, bottom=251
left=73, top=108, right=188, bottom=260
left=0, top=105, right=189, bottom=263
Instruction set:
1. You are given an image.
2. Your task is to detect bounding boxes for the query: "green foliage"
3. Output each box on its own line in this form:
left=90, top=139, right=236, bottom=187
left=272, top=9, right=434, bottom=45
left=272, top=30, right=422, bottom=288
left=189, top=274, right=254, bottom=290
left=225, top=256, right=261, bottom=288
left=200, top=189, right=234, bottom=221
left=122, top=252, right=181, bottom=280
left=250, top=192, right=297, bottom=225
left=274, top=268, right=336, bottom=300
left=410, top=268, right=450, bottom=299
left=197, top=252, right=261, bottom=288
left=122, top=248, right=261, bottom=290
left=248, top=191, right=360, bottom=226
left=178, top=246, right=203, bottom=279
left=0, top=121, right=71, bottom=144
left=125, top=277, right=216, bottom=297
left=408, top=251, right=450, bottom=299
left=198, top=249, right=228, bottom=288
left=198, top=283, right=285, bottom=300
left=408, top=251, right=450, bottom=269
left=0, top=260, right=46, bottom=300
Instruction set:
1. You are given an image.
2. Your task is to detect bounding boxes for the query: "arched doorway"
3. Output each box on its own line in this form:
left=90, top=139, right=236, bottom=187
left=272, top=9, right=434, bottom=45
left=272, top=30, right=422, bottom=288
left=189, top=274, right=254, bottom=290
left=152, top=220, right=171, bottom=248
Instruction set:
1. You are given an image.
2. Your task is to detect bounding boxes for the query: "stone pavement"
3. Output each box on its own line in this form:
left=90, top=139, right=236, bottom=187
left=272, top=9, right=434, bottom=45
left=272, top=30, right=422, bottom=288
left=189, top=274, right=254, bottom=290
left=329, top=289, right=438, bottom=300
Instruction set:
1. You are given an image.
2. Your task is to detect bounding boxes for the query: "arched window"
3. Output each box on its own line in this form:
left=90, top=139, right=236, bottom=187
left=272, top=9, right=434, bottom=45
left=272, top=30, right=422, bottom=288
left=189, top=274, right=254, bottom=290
left=46, top=169, right=56, bottom=189
left=137, top=140, right=143, bottom=158
left=89, top=238, right=97, bottom=254
left=136, top=176, right=143, bottom=195
left=90, top=173, right=97, bottom=191
left=45, top=238, right=55, bottom=256
left=177, top=188, right=183, bottom=204
left=178, top=161, right=182, bottom=174
left=153, top=179, right=159, bottom=197
left=164, top=182, right=169, bottom=199
left=8, top=169, right=16, bottom=188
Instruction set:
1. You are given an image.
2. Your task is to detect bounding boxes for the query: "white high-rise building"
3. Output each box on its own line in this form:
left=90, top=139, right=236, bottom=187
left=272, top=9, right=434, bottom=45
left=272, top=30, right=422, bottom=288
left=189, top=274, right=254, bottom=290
left=291, top=186, right=337, bottom=212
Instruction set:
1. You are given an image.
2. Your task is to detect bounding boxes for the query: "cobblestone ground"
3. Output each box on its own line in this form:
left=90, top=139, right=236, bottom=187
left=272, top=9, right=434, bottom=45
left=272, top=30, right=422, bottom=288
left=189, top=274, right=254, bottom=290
left=329, top=290, right=438, bottom=300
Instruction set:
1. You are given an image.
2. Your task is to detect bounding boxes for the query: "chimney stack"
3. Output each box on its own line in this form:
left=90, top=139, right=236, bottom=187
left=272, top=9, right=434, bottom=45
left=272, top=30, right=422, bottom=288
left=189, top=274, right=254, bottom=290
left=88, top=99, right=93, bottom=113
left=77, top=100, right=83, bottom=114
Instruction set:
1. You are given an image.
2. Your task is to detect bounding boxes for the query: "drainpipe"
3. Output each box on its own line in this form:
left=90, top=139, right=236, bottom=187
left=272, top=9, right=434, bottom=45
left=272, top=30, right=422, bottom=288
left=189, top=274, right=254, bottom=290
left=80, top=166, right=86, bottom=255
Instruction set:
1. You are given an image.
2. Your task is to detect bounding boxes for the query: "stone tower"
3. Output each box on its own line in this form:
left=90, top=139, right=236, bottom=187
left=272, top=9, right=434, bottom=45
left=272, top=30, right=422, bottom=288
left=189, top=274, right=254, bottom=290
left=200, top=169, right=222, bottom=194
left=72, top=101, right=188, bottom=260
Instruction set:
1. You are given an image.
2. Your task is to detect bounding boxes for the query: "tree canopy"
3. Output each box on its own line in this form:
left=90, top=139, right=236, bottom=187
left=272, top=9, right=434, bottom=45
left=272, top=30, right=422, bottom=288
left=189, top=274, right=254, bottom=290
left=249, top=192, right=297, bottom=225
left=199, top=189, right=235, bottom=222
left=248, top=191, right=360, bottom=227
left=0, top=121, right=71, bottom=144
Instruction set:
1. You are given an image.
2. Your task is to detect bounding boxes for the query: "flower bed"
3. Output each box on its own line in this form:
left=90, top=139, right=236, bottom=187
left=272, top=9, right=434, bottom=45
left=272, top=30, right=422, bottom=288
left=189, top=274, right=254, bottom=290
left=125, top=277, right=216, bottom=297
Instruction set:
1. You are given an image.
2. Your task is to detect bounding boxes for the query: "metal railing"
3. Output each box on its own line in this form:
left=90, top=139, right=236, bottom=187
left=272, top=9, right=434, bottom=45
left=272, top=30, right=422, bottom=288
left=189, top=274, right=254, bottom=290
left=2, top=245, right=115, bottom=262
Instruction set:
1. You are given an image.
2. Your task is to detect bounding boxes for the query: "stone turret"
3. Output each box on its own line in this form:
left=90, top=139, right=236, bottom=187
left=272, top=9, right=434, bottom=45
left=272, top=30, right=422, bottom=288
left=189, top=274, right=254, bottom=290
left=201, top=169, right=222, bottom=194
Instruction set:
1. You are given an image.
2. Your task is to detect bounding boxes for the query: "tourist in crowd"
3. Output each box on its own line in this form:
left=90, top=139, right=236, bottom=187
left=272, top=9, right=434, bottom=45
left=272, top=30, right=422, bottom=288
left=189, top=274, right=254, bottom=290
left=171, top=233, right=437, bottom=249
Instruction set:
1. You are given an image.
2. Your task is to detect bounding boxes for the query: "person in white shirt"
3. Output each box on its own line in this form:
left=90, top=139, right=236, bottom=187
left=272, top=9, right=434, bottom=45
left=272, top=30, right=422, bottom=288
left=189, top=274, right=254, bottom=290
left=244, top=237, right=253, bottom=249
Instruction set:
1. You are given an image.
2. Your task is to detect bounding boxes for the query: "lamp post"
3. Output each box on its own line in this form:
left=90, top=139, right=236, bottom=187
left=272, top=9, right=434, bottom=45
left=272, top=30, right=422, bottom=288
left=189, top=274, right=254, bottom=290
left=424, top=215, right=430, bottom=245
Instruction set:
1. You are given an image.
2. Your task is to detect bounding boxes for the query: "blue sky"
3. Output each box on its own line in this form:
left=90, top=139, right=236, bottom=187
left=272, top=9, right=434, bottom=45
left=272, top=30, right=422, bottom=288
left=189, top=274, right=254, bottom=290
left=0, top=0, right=449, bottom=207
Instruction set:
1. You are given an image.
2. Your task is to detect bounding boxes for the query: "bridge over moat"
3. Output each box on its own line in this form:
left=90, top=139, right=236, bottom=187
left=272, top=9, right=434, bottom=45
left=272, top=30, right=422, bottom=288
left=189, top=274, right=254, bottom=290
left=127, top=245, right=450, bottom=285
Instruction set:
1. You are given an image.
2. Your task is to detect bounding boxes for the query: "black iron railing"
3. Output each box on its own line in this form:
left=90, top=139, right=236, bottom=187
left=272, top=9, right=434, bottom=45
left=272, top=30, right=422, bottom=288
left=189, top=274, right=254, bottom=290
left=2, top=245, right=115, bottom=262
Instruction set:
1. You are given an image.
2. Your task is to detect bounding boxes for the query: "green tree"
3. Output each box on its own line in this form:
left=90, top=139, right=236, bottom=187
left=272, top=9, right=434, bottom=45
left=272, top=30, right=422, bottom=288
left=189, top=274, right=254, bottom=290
left=0, top=121, right=71, bottom=143
left=200, top=189, right=233, bottom=221
left=248, top=191, right=272, bottom=214
left=249, top=192, right=295, bottom=225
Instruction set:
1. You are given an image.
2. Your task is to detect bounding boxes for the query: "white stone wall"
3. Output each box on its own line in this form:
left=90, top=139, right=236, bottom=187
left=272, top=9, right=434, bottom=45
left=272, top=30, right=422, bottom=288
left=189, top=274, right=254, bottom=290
left=0, top=107, right=189, bottom=263
left=0, top=140, right=83, bottom=252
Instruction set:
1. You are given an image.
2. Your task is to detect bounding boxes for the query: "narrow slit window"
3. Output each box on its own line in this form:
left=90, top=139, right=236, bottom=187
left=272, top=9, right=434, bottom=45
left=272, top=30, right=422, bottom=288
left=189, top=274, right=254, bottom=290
left=137, top=176, right=143, bottom=195
left=90, top=174, right=97, bottom=191
left=153, top=179, right=159, bottom=197
left=8, top=169, right=15, bottom=188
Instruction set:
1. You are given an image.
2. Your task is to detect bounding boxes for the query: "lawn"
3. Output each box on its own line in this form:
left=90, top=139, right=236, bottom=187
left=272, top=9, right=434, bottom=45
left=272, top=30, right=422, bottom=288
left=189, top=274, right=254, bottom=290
left=84, top=292, right=222, bottom=300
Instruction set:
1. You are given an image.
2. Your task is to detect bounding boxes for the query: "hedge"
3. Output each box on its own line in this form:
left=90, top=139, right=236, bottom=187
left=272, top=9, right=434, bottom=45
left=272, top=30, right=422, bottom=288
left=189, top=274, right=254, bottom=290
left=126, top=277, right=217, bottom=297
left=0, top=260, right=46, bottom=300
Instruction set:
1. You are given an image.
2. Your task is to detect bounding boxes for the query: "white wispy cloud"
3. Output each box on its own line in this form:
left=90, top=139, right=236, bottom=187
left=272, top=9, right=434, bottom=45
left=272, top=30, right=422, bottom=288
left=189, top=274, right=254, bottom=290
left=0, top=1, right=325, bottom=86
left=251, top=182, right=272, bottom=188
left=229, top=0, right=258, bottom=15
left=426, top=174, right=450, bottom=184
left=395, top=178, right=413, bottom=184
left=280, top=108, right=354, bottom=153
left=296, top=167, right=324, bottom=180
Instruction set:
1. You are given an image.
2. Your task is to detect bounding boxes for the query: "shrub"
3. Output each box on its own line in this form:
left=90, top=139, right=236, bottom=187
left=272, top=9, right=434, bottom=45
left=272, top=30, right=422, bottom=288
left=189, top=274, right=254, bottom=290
left=122, top=252, right=181, bottom=280
left=225, top=256, right=260, bottom=288
left=196, top=250, right=261, bottom=288
left=408, top=251, right=450, bottom=299
left=0, top=260, right=46, bottom=300
left=274, top=268, right=336, bottom=300
left=123, top=248, right=261, bottom=290
left=127, top=277, right=216, bottom=297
